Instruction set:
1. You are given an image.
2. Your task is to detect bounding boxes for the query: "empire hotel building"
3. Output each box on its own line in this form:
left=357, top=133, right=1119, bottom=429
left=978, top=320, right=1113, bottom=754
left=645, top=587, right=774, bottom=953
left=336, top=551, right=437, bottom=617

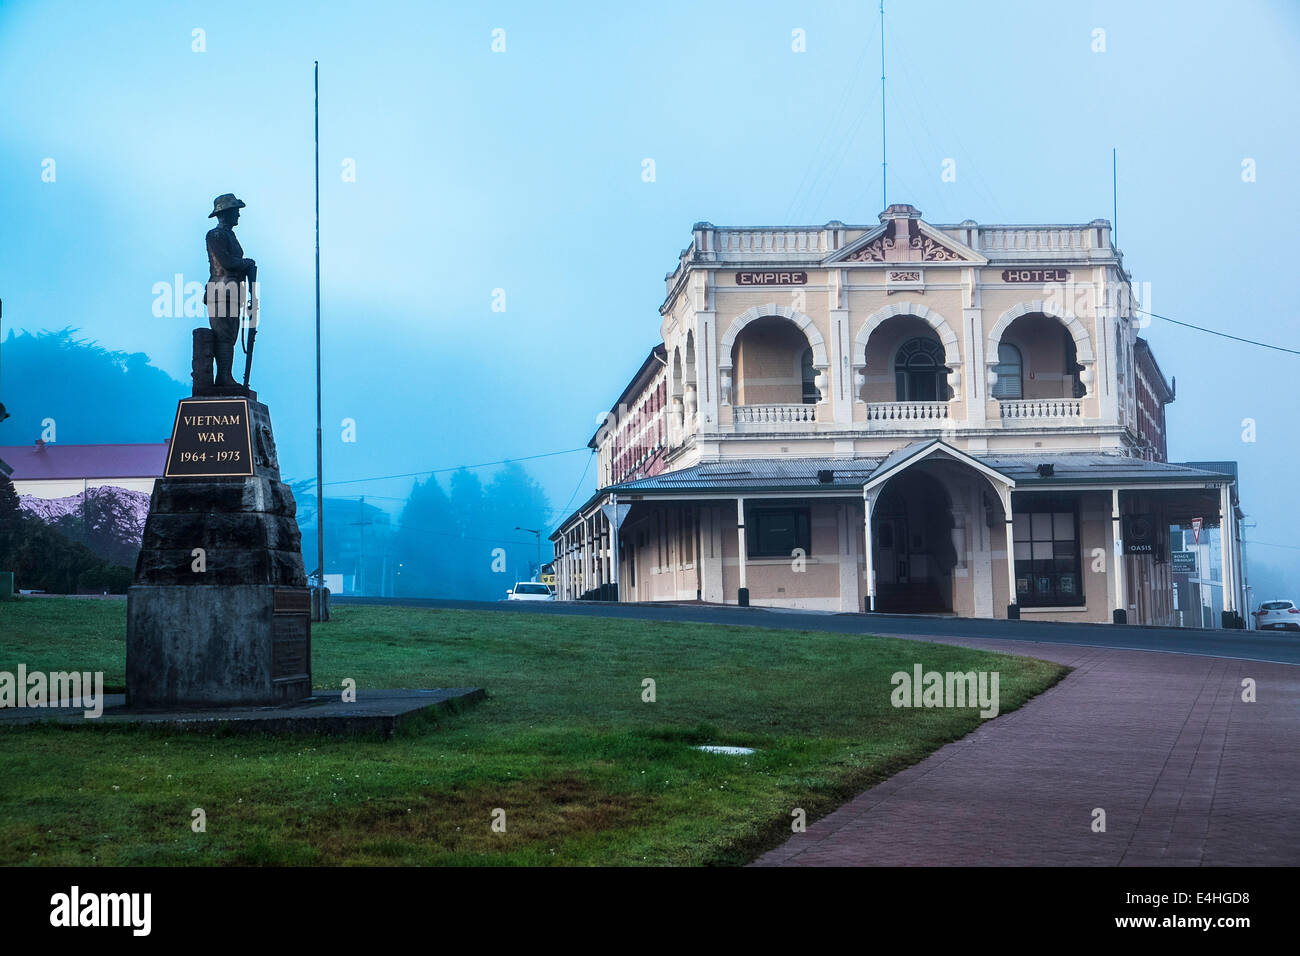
left=552, top=205, right=1245, bottom=626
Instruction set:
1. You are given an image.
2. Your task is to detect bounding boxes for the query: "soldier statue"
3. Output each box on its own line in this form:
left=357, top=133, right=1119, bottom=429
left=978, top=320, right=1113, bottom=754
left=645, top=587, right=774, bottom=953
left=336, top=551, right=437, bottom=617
left=203, top=193, right=257, bottom=388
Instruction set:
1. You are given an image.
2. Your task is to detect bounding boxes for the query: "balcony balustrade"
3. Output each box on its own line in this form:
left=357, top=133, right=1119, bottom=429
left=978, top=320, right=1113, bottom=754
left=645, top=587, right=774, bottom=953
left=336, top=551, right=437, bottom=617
left=732, top=403, right=818, bottom=424
left=866, top=401, right=951, bottom=425
left=717, top=398, right=1090, bottom=432
left=999, top=398, right=1083, bottom=420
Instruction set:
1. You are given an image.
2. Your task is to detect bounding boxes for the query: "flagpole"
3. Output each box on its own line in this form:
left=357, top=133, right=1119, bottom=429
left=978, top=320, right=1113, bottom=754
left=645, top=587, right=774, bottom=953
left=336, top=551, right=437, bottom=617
left=314, top=60, right=325, bottom=596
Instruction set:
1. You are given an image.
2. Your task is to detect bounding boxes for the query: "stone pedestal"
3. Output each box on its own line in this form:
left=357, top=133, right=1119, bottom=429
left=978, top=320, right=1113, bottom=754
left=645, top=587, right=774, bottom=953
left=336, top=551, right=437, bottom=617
left=126, top=397, right=311, bottom=708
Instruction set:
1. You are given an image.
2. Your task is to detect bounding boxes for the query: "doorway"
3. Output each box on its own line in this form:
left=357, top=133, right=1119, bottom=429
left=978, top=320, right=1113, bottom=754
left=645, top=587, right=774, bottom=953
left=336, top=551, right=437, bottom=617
left=872, top=470, right=955, bottom=613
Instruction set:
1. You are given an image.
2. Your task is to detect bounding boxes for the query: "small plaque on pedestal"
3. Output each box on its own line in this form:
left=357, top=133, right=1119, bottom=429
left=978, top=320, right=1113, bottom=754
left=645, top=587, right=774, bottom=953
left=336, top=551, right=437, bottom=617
left=165, top=398, right=254, bottom=478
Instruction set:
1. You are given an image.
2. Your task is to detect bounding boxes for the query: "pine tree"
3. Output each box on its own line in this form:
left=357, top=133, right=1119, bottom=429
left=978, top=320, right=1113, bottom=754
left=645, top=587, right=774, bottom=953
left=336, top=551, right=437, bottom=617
left=0, top=472, right=20, bottom=521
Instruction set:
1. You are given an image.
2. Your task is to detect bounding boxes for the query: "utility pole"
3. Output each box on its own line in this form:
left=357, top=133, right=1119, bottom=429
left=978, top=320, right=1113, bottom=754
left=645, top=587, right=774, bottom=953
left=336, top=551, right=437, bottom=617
left=351, top=495, right=373, bottom=595
left=314, top=60, right=325, bottom=596
left=516, top=526, right=542, bottom=580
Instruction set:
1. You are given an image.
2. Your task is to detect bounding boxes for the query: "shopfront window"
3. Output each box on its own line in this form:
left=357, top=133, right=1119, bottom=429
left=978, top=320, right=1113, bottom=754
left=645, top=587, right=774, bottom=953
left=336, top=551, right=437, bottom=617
left=749, top=508, right=811, bottom=558
left=1013, top=502, right=1081, bottom=607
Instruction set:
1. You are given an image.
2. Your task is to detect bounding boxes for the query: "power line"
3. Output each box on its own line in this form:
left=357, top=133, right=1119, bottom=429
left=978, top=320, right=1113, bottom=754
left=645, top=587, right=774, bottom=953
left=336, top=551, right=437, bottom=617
left=807, top=85, right=880, bottom=219
left=312, top=446, right=590, bottom=488
left=300, top=504, right=543, bottom=548
left=290, top=448, right=594, bottom=534
left=551, top=451, right=594, bottom=521
left=1138, top=309, right=1300, bottom=356
left=305, top=495, right=551, bottom=546
left=328, top=493, right=407, bottom=502
left=390, top=521, right=542, bottom=548
left=1246, top=539, right=1300, bottom=552
left=886, top=17, right=1006, bottom=221
left=784, top=15, right=878, bottom=222
left=292, top=310, right=1289, bottom=509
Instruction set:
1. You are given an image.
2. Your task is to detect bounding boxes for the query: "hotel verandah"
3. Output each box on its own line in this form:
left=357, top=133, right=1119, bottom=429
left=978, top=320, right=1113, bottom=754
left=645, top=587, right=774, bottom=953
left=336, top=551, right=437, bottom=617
left=552, top=205, right=1245, bottom=627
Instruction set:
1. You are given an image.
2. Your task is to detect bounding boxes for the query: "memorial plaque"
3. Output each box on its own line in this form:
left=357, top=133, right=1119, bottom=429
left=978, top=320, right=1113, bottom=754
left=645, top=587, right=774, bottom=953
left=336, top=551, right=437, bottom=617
left=164, top=398, right=254, bottom=477
left=271, top=587, right=310, bottom=681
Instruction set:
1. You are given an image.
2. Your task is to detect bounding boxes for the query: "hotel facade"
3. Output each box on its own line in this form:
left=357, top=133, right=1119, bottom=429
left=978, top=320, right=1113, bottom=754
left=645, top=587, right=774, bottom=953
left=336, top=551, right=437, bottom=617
left=551, top=205, right=1245, bottom=626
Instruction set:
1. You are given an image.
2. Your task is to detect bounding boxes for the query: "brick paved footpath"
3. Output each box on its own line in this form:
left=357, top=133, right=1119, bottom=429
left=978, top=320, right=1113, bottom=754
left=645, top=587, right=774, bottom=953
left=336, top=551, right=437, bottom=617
left=754, top=640, right=1300, bottom=866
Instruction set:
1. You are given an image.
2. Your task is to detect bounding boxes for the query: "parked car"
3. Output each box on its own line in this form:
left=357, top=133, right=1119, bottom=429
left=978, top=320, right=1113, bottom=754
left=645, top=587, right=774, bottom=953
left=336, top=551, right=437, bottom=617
left=1254, top=599, right=1300, bottom=631
left=506, top=582, right=555, bottom=602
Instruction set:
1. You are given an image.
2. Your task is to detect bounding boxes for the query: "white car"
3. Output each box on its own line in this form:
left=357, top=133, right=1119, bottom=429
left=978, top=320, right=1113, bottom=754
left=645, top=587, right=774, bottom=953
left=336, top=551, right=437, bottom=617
left=506, top=582, right=555, bottom=602
left=1254, top=599, right=1300, bottom=631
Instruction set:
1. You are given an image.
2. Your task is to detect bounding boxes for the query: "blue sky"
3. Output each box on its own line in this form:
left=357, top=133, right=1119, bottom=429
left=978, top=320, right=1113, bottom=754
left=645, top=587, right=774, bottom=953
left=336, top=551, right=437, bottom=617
left=1, top=0, right=1298, bottom=592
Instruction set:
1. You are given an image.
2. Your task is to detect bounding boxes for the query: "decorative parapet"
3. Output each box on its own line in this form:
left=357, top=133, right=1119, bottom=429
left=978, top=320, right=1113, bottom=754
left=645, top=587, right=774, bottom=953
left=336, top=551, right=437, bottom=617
left=965, top=220, right=1115, bottom=261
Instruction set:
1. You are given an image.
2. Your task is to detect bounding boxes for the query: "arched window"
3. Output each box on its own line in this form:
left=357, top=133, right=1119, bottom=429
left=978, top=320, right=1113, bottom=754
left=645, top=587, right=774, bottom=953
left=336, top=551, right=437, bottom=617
left=801, top=348, right=819, bottom=403
left=893, top=337, right=948, bottom=402
left=992, top=343, right=1022, bottom=399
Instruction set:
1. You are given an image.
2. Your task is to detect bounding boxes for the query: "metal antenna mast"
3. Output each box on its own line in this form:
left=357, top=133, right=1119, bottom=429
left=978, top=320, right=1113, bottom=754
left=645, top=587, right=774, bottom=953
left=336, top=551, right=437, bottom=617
left=1112, top=146, right=1118, bottom=248
left=880, top=0, right=887, bottom=210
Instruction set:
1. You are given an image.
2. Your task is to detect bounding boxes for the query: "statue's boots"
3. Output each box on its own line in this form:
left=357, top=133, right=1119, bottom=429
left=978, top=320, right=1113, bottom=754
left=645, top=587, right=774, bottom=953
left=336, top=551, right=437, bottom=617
left=213, top=340, right=240, bottom=386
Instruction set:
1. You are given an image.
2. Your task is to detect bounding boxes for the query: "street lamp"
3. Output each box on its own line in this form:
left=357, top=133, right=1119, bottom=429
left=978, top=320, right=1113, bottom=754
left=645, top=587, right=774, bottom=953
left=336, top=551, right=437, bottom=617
left=1241, top=519, right=1257, bottom=630
left=515, top=526, right=542, bottom=580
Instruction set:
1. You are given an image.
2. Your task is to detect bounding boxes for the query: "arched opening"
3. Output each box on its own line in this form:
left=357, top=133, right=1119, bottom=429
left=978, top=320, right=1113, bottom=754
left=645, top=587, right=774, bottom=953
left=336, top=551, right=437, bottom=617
left=994, top=313, right=1086, bottom=401
left=668, top=347, right=685, bottom=445
left=860, top=314, right=953, bottom=404
left=872, top=469, right=956, bottom=613
left=730, top=314, right=819, bottom=407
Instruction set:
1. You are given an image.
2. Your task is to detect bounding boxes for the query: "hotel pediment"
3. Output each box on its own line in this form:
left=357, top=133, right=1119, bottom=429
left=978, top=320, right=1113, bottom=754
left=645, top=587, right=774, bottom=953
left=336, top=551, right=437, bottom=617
left=828, top=207, right=983, bottom=265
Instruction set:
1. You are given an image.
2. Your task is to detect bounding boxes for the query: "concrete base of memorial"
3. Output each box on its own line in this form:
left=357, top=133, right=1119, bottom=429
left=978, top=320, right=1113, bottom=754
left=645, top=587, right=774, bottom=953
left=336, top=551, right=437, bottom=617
left=126, top=584, right=311, bottom=707
left=0, top=688, right=487, bottom=738
left=125, top=396, right=314, bottom=709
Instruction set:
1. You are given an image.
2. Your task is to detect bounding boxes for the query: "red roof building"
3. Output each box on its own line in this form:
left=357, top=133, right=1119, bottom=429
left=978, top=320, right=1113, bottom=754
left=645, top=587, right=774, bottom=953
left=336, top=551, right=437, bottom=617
left=0, top=440, right=169, bottom=498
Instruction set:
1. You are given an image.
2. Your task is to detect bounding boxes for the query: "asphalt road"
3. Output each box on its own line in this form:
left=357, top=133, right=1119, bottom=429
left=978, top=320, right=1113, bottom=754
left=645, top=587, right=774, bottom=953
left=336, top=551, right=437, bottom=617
left=333, top=596, right=1300, bottom=666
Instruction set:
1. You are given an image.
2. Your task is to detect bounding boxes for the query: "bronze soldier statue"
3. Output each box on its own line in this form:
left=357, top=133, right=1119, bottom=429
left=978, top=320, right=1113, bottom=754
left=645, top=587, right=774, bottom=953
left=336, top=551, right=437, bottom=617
left=204, top=193, right=256, bottom=387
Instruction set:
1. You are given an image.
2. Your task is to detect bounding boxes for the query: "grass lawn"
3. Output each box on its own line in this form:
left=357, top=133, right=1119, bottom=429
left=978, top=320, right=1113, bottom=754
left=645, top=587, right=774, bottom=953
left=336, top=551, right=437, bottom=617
left=0, top=597, right=1067, bottom=866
